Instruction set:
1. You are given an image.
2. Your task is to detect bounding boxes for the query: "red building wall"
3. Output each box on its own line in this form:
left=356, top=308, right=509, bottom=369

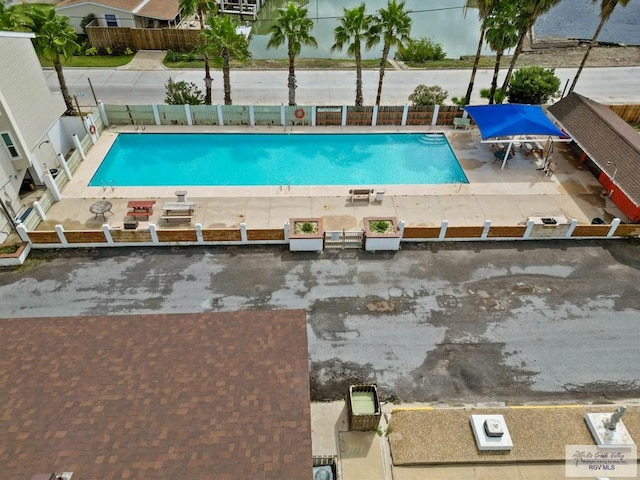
left=599, top=174, right=640, bottom=223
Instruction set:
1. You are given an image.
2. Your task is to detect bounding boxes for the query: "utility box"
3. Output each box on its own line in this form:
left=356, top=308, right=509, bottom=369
left=347, top=385, right=381, bottom=431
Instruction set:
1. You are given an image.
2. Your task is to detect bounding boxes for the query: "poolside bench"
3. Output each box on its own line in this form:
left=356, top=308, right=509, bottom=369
left=349, top=188, right=374, bottom=203
left=126, top=210, right=153, bottom=219
left=453, top=117, right=471, bottom=129
left=161, top=215, right=193, bottom=223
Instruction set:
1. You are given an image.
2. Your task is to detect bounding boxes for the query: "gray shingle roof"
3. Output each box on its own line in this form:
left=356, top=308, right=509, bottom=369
left=548, top=92, right=640, bottom=206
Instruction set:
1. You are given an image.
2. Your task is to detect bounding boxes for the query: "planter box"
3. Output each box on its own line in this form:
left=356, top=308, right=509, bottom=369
left=348, top=384, right=381, bottom=431
left=363, top=217, right=401, bottom=251
left=289, top=218, right=324, bottom=252
left=0, top=242, right=31, bottom=267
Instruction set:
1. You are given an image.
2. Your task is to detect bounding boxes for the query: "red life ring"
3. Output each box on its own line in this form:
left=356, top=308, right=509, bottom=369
left=294, top=108, right=305, bottom=119
left=89, top=125, right=96, bottom=135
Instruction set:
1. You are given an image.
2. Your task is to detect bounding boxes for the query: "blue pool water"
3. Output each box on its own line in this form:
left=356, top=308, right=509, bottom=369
left=89, top=133, right=468, bottom=187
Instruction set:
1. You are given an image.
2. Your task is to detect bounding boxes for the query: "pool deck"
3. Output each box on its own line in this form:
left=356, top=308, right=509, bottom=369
left=33, top=125, right=627, bottom=232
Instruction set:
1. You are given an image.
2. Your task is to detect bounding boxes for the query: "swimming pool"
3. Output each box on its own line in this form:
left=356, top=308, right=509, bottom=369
left=89, top=133, right=468, bottom=187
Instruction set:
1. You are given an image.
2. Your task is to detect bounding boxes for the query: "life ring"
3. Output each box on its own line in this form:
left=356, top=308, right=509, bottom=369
left=294, top=108, right=305, bottom=119
left=89, top=125, right=96, bottom=135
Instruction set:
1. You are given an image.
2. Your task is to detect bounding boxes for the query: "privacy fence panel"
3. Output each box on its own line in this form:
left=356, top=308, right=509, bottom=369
left=105, top=105, right=135, bottom=125
left=190, top=105, right=220, bottom=125
left=437, top=105, right=464, bottom=125
left=407, top=106, right=434, bottom=125
left=128, top=105, right=156, bottom=125
left=609, top=104, right=640, bottom=123
left=377, top=106, right=404, bottom=125
left=220, top=105, right=250, bottom=125
left=284, top=106, right=311, bottom=126
left=347, top=106, right=374, bottom=126
left=316, top=106, right=343, bottom=126
left=157, top=105, right=188, bottom=125
left=253, top=105, right=282, bottom=126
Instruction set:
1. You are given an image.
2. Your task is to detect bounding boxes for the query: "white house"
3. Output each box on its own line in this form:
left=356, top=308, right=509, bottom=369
left=56, top=0, right=181, bottom=33
left=0, top=31, right=69, bottom=242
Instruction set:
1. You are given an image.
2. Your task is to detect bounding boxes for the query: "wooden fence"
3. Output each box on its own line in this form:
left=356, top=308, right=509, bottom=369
left=103, top=104, right=465, bottom=127
left=609, top=104, right=640, bottom=124
left=87, top=26, right=201, bottom=52
left=20, top=221, right=639, bottom=249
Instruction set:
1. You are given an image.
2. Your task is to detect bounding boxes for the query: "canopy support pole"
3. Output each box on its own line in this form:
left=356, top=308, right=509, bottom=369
left=501, top=139, right=515, bottom=170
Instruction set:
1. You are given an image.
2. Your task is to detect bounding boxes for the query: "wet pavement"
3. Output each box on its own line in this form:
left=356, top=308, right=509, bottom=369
left=2, top=239, right=639, bottom=403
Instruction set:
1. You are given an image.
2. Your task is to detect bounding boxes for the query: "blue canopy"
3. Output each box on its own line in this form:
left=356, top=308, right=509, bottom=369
left=464, top=104, right=566, bottom=140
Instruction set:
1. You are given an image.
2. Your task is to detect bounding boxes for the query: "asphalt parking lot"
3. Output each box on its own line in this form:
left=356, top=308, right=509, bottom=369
left=1, top=239, right=639, bottom=403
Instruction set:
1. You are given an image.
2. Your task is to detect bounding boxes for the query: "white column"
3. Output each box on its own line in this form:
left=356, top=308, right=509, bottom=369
left=98, top=100, right=109, bottom=126
left=284, top=220, right=290, bottom=242
left=249, top=105, right=255, bottom=126
left=54, top=225, right=68, bottom=245
left=43, top=172, right=62, bottom=201
left=185, top=104, right=193, bottom=126
left=149, top=224, right=159, bottom=244
left=607, top=218, right=621, bottom=237
left=152, top=104, right=161, bottom=125
left=240, top=222, right=248, bottom=243
left=195, top=223, right=204, bottom=243
left=341, top=106, right=347, bottom=127
left=372, top=105, right=378, bottom=127
left=216, top=104, right=224, bottom=126
left=16, top=224, right=30, bottom=243
left=33, top=201, right=46, bottom=220
left=431, top=105, right=440, bottom=127
left=401, top=103, right=409, bottom=126
left=57, top=153, right=71, bottom=179
left=102, top=224, right=114, bottom=244
left=72, top=134, right=86, bottom=161
left=523, top=219, right=535, bottom=239
left=398, top=220, right=405, bottom=237
left=501, top=140, right=514, bottom=170
left=280, top=104, right=286, bottom=126
left=565, top=219, right=578, bottom=238
left=481, top=220, right=491, bottom=239
left=311, top=105, right=317, bottom=127
left=438, top=220, right=448, bottom=240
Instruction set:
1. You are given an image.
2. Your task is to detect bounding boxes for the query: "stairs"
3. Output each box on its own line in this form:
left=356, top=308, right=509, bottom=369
left=417, top=134, right=447, bottom=145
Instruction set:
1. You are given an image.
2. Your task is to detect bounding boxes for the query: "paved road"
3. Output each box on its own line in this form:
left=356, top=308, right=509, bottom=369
left=2, top=240, right=639, bottom=403
left=46, top=66, right=640, bottom=107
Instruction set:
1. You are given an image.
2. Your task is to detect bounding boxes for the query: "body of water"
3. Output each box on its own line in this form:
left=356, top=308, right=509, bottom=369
left=249, top=0, right=491, bottom=60
left=536, top=0, right=640, bottom=46
left=90, top=133, right=468, bottom=187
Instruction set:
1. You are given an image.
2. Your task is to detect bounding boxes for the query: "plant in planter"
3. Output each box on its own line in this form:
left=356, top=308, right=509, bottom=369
left=0, top=242, right=30, bottom=266
left=363, top=217, right=401, bottom=251
left=289, top=218, right=324, bottom=252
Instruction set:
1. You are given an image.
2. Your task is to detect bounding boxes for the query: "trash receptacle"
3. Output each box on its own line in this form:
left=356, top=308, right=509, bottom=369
left=375, top=191, right=385, bottom=202
left=175, top=190, right=187, bottom=202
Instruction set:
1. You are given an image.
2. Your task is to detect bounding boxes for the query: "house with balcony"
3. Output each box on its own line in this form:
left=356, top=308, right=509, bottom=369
left=56, top=0, right=182, bottom=34
left=0, top=31, right=69, bottom=242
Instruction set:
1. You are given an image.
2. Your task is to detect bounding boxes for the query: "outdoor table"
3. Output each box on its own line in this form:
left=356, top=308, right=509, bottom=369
left=90, top=200, right=113, bottom=220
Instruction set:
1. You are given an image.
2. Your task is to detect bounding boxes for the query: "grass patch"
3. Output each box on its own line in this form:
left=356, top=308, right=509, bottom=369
left=40, top=55, right=135, bottom=68
left=0, top=245, right=20, bottom=255
left=164, top=57, right=387, bottom=70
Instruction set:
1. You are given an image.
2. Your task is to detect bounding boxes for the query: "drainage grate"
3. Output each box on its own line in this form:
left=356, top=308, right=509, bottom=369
left=324, top=230, right=364, bottom=250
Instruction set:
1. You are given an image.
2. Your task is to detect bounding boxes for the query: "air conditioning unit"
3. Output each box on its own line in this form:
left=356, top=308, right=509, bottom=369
left=313, top=465, right=334, bottom=480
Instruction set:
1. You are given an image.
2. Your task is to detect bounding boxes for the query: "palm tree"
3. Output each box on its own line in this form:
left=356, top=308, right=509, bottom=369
left=0, top=2, right=24, bottom=31
left=267, top=1, right=317, bottom=106
left=200, top=16, right=251, bottom=105
left=501, top=0, right=561, bottom=91
left=484, top=0, right=519, bottom=104
left=463, top=0, right=496, bottom=105
left=332, top=4, right=374, bottom=106
left=27, top=7, right=79, bottom=115
left=370, top=0, right=412, bottom=106
left=179, top=0, right=218, bottom=105
left=569, top=0, right=631, bottom=93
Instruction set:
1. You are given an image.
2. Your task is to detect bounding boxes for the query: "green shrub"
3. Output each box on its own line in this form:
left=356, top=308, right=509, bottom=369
left=164, top=77, right=204, bottom=105
left=507, top=66, right=561, bottom=105
left=408, top=85, right=448, bottom=106
left=124, top=47, right=134, bottom=55
left=396, top=38, right=446, bottom=63
left=85, top=46, right=98, bottom=56
left=301, top=221, right=314, bottom=234
left=369, top=220, right=390, bottom=234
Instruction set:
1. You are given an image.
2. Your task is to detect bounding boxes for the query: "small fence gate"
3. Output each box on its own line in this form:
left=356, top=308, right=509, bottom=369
left=324, top=230, right=364, bottom=250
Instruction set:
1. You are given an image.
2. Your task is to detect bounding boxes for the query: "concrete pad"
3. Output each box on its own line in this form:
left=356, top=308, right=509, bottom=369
left=437, top=195, right=485, bottom=226
left=339, top=431, right=385, bottom=480
left=393, top=463, right=585, bottom=480
left=311, top=401, right=349, bottom=456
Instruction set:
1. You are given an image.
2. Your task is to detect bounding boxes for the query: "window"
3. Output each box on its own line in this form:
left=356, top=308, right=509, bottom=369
left=105, top=14, right=118, bottom=27
left=1, top=132, right=20, bottom=159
